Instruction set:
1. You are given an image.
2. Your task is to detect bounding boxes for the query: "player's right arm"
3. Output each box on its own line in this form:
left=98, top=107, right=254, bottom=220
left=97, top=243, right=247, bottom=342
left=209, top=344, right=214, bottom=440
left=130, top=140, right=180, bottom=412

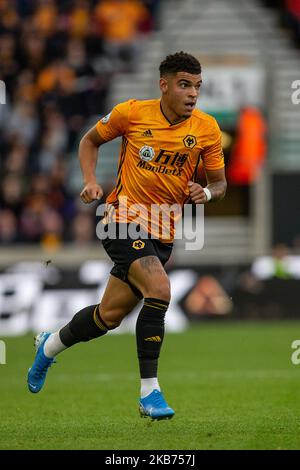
left=79, top=126, right=106, bottom=203
left=79, top=101, right=132, bottom=203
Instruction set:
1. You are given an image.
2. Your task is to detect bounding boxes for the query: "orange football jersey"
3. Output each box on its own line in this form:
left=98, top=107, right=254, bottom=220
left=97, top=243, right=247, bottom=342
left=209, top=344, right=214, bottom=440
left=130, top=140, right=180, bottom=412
left=96, top=99, right=224, bottom=242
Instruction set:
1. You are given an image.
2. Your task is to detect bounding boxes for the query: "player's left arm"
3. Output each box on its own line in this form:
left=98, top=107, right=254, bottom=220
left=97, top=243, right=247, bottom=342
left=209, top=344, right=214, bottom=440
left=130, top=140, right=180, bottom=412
left=187, top=168, right=227, bottom=204
left=188, top=118, right=227, bottom=204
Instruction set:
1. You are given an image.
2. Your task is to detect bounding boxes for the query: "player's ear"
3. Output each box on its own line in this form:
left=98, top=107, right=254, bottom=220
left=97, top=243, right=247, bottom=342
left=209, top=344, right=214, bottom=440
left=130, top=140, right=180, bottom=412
left=159, top=77, right=168, bottom=94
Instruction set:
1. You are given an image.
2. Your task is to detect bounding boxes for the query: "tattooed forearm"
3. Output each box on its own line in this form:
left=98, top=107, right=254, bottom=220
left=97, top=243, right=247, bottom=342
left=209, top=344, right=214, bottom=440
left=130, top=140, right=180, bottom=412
left=206, top=180, right=227, bottom=202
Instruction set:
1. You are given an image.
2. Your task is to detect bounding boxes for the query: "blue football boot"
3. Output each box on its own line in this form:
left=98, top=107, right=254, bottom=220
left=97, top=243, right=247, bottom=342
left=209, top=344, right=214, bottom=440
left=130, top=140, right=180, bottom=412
left=139, top=389, right=175, bottom=420
left=27, top=332, right=55, bottom=393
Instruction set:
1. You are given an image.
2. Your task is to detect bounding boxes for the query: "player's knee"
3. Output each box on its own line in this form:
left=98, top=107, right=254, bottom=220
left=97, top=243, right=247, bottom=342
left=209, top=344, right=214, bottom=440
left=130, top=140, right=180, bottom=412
left=99, top=305, right=125, bottom=330
left=102, top=317, right=121, bottom=330
left=143, top=280, right=171, bottom=302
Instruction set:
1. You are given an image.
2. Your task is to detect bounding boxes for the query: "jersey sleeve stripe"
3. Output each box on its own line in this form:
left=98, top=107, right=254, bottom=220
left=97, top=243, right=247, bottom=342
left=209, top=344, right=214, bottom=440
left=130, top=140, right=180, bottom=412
left=116, top=184, right=123, bottom=197
left=117, top=136, right=128, bottom=174
left=191, top=151, right=202, bottom=182
left=115, top=137, right=128, bottom=192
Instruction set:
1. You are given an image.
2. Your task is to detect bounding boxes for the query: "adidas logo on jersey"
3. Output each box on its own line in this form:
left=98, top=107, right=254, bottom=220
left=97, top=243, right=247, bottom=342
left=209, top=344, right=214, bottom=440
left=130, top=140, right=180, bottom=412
left=141, top=129, right=153, bottom=137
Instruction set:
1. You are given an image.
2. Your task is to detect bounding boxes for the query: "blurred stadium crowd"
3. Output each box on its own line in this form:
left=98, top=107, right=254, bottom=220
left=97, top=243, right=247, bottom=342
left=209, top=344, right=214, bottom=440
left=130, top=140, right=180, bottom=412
left=0, top=0, right=299, bottom=249
left=0, top=0, right=158, bottom=248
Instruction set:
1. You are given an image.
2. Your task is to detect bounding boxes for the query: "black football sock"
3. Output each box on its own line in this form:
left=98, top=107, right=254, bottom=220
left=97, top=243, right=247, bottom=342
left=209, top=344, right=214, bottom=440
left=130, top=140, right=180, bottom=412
left=59, top=304, right=109, bottom=347
left=136, top=297, right=169, bottom=378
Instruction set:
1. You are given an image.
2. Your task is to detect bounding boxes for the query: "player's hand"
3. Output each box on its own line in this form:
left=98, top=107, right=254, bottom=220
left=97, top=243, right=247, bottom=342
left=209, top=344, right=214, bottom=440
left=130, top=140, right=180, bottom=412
left=80, top=182, right=103, bottom=203
left=187, top=181, right=208, bottom=204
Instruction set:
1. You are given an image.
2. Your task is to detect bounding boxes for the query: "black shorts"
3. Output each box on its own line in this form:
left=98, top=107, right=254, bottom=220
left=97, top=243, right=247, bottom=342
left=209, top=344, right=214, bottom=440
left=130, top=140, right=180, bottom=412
left=101, top=223, right=173, bottom=297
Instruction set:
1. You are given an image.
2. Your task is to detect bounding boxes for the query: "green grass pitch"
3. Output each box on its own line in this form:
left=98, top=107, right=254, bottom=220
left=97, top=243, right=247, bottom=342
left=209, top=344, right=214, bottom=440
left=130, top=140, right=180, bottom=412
left=1, top=321, right=300, bottom=450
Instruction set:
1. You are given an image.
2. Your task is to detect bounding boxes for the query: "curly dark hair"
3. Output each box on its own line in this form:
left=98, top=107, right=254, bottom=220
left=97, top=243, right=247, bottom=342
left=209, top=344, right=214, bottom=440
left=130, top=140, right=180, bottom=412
left=159, top=52, right=201, bottom=77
